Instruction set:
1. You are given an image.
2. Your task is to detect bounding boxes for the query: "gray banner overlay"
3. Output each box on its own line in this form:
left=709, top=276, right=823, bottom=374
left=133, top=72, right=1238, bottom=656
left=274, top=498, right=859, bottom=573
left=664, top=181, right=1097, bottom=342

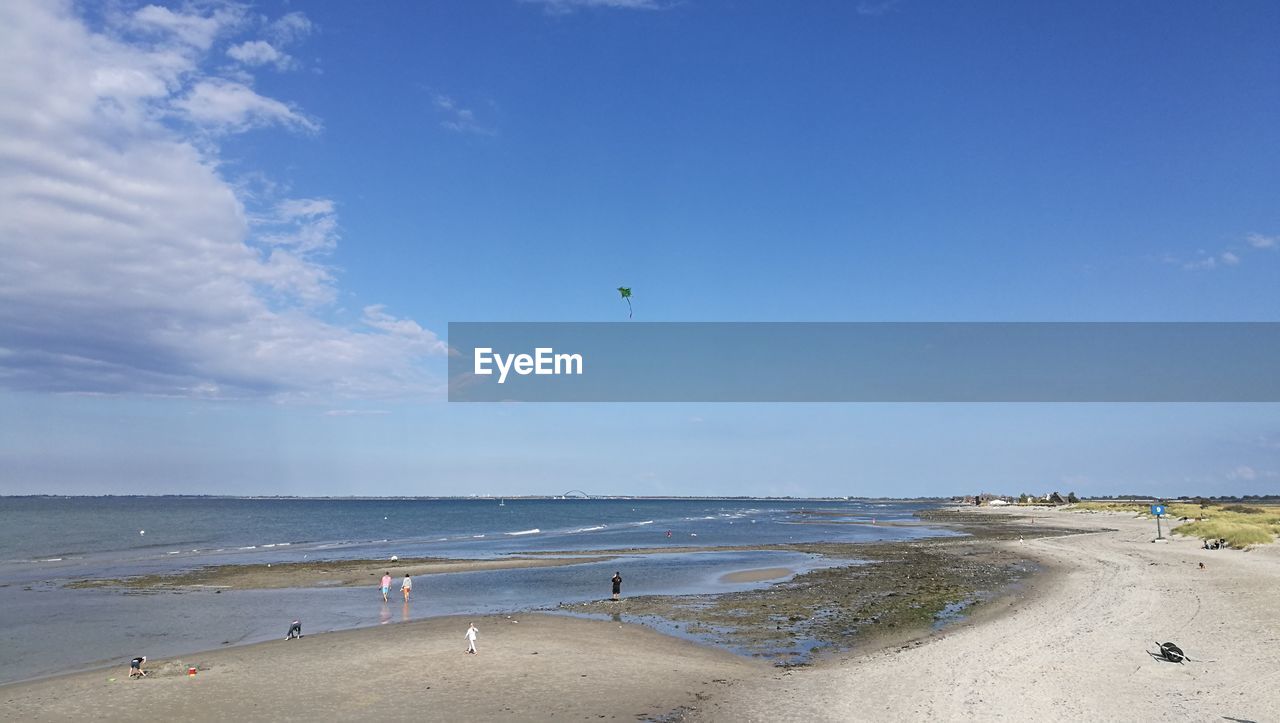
left=447, top=323, right=1280, bottom=402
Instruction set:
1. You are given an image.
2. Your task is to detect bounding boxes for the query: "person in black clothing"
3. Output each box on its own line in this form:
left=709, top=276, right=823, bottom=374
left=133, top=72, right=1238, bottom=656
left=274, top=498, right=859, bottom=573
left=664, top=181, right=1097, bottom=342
left=285, top=620, right=302, bottom=640
left=128, top=656, right=147, bottom=678
left=611, top=571, right=622, bottom=601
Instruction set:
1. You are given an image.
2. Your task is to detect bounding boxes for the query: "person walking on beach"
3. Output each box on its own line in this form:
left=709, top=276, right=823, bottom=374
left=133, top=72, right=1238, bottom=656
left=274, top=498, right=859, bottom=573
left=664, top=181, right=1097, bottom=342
left=611, top=571, right=622, bottom=601
left=128, top=656, right=147, bottom=678
left=380, top=572, right=392, bottom=602
left=464, top=623, right=479, bottom=654
left=401, top=574, right=413, bottom=601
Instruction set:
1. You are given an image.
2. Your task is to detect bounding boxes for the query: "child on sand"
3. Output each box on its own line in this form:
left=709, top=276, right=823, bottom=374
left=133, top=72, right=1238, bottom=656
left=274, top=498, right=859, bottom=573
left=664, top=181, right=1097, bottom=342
left=380, top=572, right=392, bottom=602
left=464, top=623, right=478, bottom=654
left=128, top=656, right=147, bottom=678
left=285, top=620, right=302, bottom=640
left=401, top=574, right=413, bottom=601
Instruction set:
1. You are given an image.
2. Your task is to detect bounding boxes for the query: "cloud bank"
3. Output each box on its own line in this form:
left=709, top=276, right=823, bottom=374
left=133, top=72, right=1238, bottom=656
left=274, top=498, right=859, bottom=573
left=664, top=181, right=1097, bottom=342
left=0, top=1, right=442, bottom=400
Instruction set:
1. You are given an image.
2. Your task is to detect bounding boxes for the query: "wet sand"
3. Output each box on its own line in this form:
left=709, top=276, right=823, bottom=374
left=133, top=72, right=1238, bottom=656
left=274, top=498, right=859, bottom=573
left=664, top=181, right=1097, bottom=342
left=718, top=567, right=793, bottom=584
left=70, top=556, right=615, bottom=591
left=565, top=517, right=1061, bottom=664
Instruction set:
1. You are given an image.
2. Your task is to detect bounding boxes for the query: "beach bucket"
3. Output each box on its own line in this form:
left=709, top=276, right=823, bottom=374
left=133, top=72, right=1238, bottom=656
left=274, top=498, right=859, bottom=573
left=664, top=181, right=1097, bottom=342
left=188, top=667, right=197, bottom=677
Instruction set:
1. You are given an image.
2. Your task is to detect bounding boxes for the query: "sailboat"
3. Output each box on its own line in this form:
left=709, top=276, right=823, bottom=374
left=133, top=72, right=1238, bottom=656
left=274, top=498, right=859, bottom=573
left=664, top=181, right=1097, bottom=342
left=498, top=498, right=505, bottom=507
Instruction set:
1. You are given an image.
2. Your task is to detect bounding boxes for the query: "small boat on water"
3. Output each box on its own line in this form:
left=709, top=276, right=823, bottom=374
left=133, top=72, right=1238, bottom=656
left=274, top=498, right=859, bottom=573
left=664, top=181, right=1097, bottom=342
left=498, top=498, right=505, bottom=507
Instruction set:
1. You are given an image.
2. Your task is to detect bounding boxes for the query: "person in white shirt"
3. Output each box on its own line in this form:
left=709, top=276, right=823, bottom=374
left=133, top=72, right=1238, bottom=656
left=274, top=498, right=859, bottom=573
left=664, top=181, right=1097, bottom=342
left=464, top=623, right=478, bottom=654
left=401, top=574, right=413, bottom=601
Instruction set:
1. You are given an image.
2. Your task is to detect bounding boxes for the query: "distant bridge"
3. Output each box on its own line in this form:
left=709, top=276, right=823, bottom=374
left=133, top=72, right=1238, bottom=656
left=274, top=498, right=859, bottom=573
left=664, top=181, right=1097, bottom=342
left=561, top=490, right=591, bottom=499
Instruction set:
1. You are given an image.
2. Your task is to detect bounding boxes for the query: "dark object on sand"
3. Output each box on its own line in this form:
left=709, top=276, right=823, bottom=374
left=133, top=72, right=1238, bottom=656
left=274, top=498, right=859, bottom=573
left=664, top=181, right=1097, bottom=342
left=285, top=620, right=302, bottom=640
left=1152, top=641, right=1188, bottom=664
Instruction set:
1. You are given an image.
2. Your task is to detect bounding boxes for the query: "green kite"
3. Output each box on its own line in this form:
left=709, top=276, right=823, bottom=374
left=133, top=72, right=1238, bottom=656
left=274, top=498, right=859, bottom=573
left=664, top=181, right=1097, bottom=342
left=617, top=287, right=632, bottom=318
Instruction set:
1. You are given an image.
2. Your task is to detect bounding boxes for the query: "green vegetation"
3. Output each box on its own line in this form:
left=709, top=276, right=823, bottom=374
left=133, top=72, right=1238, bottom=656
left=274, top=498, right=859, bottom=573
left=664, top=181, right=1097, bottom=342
left=1069, top=501, right=1280, bottom=548
left=1176, top=518, right=1277, bottom=548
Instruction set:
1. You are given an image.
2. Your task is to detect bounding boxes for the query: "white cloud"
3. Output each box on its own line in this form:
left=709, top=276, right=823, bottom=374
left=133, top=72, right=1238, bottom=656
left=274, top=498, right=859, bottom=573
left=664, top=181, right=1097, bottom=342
left=227, top=40, right=292, bottom=70
left=130, top=3, right=243, bottom=50
left=0, top=2, right=440, bottom=400
left=324, top=408, right=391, bottom=417
left=857, top=0, right=902, bottom=16
left=276, top=197, right=335, bottom=220
left=523, top=0, right=661, bottom=15
left=1172, top=232, right=1277, bottom=271
left=361, top=305, right=448, bottom=353
left=1228, top=465, right=1258, bottom=481
left=1178, top=249, right=1245, bottom=271
left=177, top=78, right=318, bottom=133
left=268, top=11, right=314, bottom=45
left=1182, top=255, right=1218, bottom=271
left=433, top=94, right=494, bottom=135
left=257, top=198, right=340, bottom=255
left=1246, top=232, right=1277, bottom=250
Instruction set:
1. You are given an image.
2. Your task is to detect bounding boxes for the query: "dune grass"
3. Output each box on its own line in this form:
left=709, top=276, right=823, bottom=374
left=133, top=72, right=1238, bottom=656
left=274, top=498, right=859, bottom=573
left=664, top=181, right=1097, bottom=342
left=1067, top=501, right=1280, bottom=548
left=1175, top=519, right=1277, bottom=548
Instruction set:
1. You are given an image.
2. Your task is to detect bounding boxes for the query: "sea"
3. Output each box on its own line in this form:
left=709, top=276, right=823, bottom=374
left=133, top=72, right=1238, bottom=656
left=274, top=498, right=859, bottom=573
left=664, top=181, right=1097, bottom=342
left=0, top=496, right=954, bottom=684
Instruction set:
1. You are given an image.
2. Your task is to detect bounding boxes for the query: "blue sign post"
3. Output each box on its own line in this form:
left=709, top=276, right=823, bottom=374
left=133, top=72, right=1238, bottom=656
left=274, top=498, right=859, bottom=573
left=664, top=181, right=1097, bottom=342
left=1151, top=504, right=1166, bottom=539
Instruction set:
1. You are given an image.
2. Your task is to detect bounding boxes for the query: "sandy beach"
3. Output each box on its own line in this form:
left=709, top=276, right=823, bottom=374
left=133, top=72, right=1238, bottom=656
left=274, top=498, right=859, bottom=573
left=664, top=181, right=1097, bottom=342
left=693, top=506, right=1280, bottom=722
left=1, top=613, right=760, bottom=721
left=5, top=507, right=1277, bottom=721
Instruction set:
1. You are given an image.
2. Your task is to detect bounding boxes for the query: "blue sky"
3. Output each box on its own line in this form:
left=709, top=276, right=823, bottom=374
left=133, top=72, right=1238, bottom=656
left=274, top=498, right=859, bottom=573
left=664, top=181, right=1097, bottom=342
left=1, top=0, right=1277, bottom=497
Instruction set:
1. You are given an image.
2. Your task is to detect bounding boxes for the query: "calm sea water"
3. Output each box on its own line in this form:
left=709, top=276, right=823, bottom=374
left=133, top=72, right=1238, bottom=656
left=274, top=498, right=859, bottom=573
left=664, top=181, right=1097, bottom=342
left=0, top=497, right=951, bottom=684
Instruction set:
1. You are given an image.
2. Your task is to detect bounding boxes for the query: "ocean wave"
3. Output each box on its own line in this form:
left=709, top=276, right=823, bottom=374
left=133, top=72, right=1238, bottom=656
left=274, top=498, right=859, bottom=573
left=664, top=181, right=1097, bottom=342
left=313, top=541, right=356, bottom=550
left=505, top=528, right=541, bottom=536
left=632, top=520, right=655, bottom=526
left=573, top=525, right=606, bottom=533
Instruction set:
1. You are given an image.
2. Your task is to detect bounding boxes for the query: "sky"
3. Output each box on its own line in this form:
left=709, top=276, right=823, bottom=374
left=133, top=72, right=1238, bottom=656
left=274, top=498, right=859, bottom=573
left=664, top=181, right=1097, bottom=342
left=1, top=0, right=1278, bottom=497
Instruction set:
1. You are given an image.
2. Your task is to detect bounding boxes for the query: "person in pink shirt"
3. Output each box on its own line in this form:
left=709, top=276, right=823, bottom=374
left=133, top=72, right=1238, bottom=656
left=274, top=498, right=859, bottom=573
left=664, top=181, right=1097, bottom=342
left=380, top=572, right=392, bottom=602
